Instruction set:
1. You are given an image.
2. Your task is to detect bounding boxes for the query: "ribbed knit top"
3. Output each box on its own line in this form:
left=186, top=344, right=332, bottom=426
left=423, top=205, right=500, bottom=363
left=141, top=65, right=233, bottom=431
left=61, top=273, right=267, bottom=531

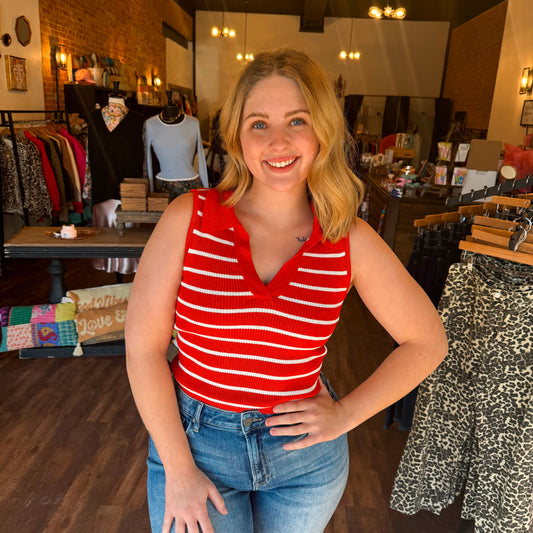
left=172, top=188, right=351, bottom=413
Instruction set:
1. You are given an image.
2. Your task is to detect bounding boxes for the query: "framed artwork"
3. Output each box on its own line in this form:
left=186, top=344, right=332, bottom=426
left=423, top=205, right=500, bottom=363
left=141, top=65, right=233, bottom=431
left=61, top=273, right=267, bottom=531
left=520, top=100, right=533, bottom=127
left=5, top=55, right=28, bottom=91
left=168, top=83, right=197, bottom=116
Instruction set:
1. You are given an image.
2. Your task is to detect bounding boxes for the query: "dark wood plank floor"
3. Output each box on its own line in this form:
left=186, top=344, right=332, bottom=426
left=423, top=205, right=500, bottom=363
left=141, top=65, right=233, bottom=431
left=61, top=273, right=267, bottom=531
left=0, top=257, right=470, bottom=532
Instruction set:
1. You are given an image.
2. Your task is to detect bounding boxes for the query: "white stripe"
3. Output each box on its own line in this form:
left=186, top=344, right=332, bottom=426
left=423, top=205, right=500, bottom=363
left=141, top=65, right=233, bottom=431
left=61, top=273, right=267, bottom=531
left=289, top=282, right=347, bottom=292
left=181, top=281, right=253, bottom=297
left=177, top=332, right=327, bottom=364
left=179, top=361, right=320, bottom=396
left=298, top=268, right=347, bottom=276
left=179, top=347, right=322, bottom=380
left=179, top=382, right=268, bottom=410
left=176, top=327, right=319, bottom=350
left=183, top=266, right=243, bottom=280
left=198, top=195, right=206, bottom=200
left=178, top=296, right=340, bottom=325
left=277, top=295, right=344, bottom=308
left=188, top=249, right=238, bottom=263
left=303, top=251, right=345, bottom=258
left=193, top=229, right=234, bottom=246
left=175, top=311, right=330, bottom=341
left=197, top=210, right=203, bottom=216
left=176, top=311, right=330, bottom=341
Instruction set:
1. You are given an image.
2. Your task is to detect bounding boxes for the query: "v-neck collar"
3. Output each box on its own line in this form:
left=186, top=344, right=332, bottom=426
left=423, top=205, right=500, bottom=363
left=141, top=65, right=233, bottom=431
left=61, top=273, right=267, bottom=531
left=200, top=189, right=332, bottom=299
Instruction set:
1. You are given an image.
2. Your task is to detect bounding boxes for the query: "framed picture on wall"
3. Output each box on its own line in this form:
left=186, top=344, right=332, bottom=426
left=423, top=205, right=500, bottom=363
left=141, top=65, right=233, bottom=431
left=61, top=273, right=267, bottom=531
left=5, top=55, right=28, bottom=91
left=520, top=100, right=533, bottom=127
left=168, top=83, right=197, bottom=116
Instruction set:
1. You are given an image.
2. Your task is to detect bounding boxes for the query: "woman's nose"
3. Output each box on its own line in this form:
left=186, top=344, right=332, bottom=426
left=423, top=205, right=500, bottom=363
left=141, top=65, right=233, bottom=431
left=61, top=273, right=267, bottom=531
left=268, top=126, right=289, bottom=148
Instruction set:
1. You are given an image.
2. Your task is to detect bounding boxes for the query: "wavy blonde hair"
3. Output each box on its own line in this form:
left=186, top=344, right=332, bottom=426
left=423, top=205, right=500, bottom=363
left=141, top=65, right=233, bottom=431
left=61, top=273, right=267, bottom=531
left=217, top=48, right=364, bottom=242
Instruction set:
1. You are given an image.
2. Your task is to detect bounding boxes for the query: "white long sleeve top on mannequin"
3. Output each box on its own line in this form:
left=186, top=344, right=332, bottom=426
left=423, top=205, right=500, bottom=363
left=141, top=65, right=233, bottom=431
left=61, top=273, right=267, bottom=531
left=144, top=114, right=209, bottom=191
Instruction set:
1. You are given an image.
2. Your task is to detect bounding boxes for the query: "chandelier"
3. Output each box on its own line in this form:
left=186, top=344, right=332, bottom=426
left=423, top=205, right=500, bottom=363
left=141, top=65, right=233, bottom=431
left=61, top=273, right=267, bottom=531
left=211, top=12, right=236, bottom=38
left=368, top=5, right=406, bottom=19
left=339, top=19, right=360, bottom=60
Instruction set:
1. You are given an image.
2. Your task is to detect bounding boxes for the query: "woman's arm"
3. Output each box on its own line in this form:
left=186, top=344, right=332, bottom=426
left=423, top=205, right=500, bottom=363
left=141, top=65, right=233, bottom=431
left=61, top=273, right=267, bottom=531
left=267, top=218, right=448, bottom=449
left=125, top=193, right=226, bottom=532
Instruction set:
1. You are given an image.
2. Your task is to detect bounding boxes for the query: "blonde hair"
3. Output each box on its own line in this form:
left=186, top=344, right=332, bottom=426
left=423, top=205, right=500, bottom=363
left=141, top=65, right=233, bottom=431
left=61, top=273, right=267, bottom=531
left=217, top=48, right=364, bottom=242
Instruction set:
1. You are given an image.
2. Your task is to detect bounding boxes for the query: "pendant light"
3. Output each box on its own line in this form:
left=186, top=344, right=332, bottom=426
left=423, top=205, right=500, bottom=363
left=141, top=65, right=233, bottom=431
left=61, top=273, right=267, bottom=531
left=368, top=4, right=406, bottom=20
left=339, top=19, right=360, bottom=61
left=236, top=12, right=254, bottom=63
left=211, top=12, right=236, bottom=38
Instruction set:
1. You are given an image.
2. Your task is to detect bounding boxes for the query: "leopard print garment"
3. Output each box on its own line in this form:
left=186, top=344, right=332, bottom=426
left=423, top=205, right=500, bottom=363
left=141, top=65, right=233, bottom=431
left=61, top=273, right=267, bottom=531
left=390, top=254, right=533, bottom=533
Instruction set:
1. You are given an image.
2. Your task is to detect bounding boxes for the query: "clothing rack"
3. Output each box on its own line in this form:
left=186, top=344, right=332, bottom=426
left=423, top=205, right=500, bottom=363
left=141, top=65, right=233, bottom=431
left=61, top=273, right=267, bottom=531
left=0, top=109, right=69, bottom=262
left=445, top=174, right=533, bottom=208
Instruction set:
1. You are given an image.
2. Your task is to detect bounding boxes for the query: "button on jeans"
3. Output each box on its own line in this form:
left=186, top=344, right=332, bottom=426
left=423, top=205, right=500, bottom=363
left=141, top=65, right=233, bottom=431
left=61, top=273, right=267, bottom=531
left=147, top=380, right=349, bottom=532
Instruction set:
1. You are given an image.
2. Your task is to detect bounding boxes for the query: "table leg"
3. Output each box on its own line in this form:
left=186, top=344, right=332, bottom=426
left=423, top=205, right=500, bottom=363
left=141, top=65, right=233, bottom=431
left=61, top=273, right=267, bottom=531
left=48, top=259, right=66, bottom=303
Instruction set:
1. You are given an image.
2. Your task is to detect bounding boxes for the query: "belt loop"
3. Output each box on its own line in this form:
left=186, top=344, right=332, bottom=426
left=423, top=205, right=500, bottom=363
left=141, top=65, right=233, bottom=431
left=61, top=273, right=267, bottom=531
left=192, top=401, right=204, bottom=432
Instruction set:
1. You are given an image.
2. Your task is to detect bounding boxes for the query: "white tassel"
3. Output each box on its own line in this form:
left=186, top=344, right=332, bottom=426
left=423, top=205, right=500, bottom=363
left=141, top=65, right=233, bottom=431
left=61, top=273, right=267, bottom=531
left=73, top=342, right=84, bottom=356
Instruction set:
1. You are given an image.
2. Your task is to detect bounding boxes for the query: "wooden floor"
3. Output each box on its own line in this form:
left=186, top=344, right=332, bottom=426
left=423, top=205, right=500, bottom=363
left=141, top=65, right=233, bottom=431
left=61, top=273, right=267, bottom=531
left=0, top=257, right=472, bottom=533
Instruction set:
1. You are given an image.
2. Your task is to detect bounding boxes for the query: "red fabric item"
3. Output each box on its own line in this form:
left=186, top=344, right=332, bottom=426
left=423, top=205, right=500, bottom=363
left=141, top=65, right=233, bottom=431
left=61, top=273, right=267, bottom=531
left=379, top=133, right=396, bottom=154
left=24, top=130, right=61, bottom=215
left=172, top=188, right=351, bottom=413
left=60, top=128, right=86, bottom=190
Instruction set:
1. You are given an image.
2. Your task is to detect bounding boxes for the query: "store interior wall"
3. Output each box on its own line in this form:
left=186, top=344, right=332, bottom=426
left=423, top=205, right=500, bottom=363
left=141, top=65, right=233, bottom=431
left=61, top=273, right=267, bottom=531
left=488, top=0, right=533, bottom=146
left=0, top=0, right=45, bottom=117
left=442, top=2, right=507, bottom=131
left=36, top=0, right=193, bottom=110
left=194, top=12, right=450, bottom=136
left=166, top=38, right=194, bottom=92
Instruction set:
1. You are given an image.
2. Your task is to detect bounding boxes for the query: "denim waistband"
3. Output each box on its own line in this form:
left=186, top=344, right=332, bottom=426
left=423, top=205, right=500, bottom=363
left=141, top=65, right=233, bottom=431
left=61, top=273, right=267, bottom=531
left=174, top=373, right=337, bottom=431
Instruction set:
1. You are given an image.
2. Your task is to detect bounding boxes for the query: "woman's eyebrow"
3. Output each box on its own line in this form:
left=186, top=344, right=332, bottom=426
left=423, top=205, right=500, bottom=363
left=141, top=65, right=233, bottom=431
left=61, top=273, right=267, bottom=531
left=243, top=109, right=310, bottom=122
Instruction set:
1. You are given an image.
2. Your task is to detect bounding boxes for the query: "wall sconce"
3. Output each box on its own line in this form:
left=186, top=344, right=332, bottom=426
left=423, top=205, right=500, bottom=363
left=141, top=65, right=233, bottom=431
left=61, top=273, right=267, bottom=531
left=519, top=67, right=533, bottom=95
left=55, top=44, right=67, bottom=70
left=151, top=70, right=162, bottom=88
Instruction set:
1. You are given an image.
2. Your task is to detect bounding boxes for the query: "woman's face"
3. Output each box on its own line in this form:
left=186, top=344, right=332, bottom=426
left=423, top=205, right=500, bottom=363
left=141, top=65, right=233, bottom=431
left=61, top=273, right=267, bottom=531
left=239, top=74, right=319, bottom=194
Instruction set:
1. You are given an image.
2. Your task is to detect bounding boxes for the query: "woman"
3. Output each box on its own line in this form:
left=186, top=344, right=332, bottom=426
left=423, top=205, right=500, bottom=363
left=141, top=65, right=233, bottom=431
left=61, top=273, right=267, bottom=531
left=125, top=49, right=447, bottom=533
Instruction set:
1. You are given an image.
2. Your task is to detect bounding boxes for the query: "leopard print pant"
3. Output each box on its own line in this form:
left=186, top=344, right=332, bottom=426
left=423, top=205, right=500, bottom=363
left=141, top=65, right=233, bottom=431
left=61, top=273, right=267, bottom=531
left=390, top=254, right=533, bottom=533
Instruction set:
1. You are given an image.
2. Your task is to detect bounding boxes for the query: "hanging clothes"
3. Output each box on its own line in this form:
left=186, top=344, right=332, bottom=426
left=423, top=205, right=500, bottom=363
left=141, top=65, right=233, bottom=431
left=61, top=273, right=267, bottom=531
left=0, top=135, right=52, bottom=219
left=23, top=130, right=61, bottom=216
left=390, top=253, right=533, bottom=533
left=384, top=220, right=470, bottom=431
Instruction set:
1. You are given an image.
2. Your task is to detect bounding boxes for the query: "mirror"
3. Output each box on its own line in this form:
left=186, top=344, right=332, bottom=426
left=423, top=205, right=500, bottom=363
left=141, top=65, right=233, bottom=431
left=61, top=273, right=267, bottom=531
left=15, top=16, right=31, bottom=47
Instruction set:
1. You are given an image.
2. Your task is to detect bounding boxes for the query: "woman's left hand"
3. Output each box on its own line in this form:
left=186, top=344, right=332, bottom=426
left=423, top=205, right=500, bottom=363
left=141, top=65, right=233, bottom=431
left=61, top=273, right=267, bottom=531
left=265, top=380, right=350, bottom=450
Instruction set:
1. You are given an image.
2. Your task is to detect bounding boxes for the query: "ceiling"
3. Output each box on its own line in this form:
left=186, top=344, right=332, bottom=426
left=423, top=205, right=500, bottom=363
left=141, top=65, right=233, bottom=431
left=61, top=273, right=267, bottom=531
left=175, top=0, right=505, bottom=32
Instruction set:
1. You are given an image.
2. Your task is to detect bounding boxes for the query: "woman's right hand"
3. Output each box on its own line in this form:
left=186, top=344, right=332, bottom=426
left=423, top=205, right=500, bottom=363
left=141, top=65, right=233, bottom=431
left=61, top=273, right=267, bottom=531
left=162, top=464, right=227, bottom=533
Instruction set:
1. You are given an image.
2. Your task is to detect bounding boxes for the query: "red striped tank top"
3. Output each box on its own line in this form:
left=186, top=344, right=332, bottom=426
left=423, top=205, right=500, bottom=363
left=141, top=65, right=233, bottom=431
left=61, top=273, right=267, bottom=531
left=172, top=188, right=351, bottom=413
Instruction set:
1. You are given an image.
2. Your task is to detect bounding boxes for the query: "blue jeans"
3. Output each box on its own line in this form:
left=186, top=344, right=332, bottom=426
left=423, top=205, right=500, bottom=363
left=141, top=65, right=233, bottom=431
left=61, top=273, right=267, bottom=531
left=147, top=380, right=349, bottom=532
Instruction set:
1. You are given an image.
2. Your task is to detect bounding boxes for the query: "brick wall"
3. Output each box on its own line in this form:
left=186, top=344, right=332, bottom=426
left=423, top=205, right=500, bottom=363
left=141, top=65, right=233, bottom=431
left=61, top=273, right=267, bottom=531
left=39, top=0, right=192, bottom=111
left=442, top=2, right=507, bottom=131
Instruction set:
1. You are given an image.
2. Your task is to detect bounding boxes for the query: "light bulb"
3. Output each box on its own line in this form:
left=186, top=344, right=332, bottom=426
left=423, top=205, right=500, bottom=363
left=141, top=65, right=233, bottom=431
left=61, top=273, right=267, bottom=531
left=394, top=7, right=406, bottom=19
left=340, top=50, right=347, bottom=59
left=354, top=51, right=361, bottom=59
left=211, top=27, right=220, bottom=36
left=237, top=53, right=243, bottom=61
left=369, top=6, right=382, bottom=19
left=383, top=5, right=393, bottom=17
left=229, top=29, right=236, bottom=37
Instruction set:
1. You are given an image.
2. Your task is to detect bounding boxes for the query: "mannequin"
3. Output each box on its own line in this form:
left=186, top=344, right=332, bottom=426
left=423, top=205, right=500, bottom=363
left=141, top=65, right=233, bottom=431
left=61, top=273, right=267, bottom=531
left=144, top=90, right=208, bottom=201
left=159, top=91, right=184, bottom=125
left=88, top=82, right=144, bottom=274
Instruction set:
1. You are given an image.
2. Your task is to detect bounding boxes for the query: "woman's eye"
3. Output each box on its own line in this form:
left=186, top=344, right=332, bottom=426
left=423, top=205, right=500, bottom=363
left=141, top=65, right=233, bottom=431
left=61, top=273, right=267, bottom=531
left=290, top=117, right=305, bottom=126
left=252, top=121, right=266, bottom=130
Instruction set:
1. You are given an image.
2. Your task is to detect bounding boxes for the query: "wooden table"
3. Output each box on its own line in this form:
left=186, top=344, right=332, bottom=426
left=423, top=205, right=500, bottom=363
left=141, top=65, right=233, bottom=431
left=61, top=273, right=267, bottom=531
left=4, top=226, right=151, bottom=302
